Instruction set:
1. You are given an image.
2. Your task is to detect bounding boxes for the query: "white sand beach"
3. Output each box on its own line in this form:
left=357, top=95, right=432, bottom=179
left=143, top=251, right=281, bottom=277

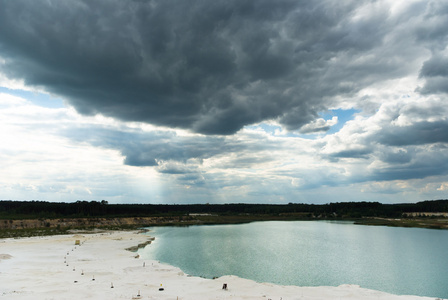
left=0, top=231, right=440, bottom=300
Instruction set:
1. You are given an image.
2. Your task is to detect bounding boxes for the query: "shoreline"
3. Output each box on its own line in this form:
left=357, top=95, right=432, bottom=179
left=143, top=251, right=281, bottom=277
left=0, top=230, right=441, bottom=299
left=3, top=216, right=448, bottom=239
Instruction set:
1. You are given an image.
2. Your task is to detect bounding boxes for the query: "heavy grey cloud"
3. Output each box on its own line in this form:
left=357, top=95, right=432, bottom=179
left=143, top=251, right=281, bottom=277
left=419, top=53, right=448, bottom=94
left=0, top=0, right=437, bottom=135
left=378, top=121, right=448, bottom=146
left=62, top=125, right=275, bottom=169
left=371, top=147, right=448, bottom=181
left=415, top=1, right=448, bottom=95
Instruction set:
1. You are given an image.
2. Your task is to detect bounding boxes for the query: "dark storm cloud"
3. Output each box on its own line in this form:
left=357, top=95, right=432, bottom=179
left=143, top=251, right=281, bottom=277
left=321, top=144, right=448, bottom=184
left=377, top=149, right=412, bottom=165
left=419, top=54, right=448, bottom=94
left=414, top=1, right=448, bottom=48
left=61, top=125, right=274, bottom=169
left=420, top=55, right=448, bottom=78
left=157, top=162, right=198, bottom=175
left=378, top=121, right=448, bottom=146
left=0, top=0, right=427, bottom=134
left=328, top=148, right=371, bottom=159
left=370, top=151, right=448, bottom=181
left=416, top=1, right=448, bottom=95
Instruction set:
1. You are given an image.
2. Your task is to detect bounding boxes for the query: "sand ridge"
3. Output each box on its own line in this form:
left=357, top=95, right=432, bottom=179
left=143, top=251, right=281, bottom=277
left=0, top=231, right=440, bottom=299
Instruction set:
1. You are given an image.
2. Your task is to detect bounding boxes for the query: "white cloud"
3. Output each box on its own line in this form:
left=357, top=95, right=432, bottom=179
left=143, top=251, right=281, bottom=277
left=0, top=93, right=163, bottom=203
left=299, top=117, right=338, bottom=134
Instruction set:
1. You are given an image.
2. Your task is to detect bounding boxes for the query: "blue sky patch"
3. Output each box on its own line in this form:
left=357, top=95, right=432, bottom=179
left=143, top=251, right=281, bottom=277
left=0, top=87, right=65, bottom=108
left=320, top=108, right=360, bottom=134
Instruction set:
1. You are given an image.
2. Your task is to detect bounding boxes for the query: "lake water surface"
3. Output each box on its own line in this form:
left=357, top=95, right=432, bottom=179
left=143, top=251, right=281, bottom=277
left=138, top=221, right=448, bottom=298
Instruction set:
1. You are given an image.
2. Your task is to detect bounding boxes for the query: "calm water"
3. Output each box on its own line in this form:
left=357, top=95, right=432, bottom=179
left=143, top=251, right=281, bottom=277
left=138, top=221, right=448, bottom=298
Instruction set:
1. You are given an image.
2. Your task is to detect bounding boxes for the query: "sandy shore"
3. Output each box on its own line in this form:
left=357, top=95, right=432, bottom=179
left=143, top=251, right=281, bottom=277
left=0, top=231, right=440, bottom=300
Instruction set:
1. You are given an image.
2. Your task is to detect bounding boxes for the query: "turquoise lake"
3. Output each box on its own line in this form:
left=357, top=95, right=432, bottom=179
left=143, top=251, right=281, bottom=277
left=138, top=221, right=448, bottom=298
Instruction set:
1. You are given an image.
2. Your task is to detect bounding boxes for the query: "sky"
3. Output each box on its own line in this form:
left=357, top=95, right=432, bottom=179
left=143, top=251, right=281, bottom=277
left=0, top=0, right=448, bottom=204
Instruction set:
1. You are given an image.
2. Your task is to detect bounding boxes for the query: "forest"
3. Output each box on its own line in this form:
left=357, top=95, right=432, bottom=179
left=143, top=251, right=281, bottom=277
left=1, top=199, right=448, bottom=220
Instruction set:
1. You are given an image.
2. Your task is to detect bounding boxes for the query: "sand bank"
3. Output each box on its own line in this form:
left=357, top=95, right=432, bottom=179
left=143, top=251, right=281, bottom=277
left=0, top=231, right=440, bottom=300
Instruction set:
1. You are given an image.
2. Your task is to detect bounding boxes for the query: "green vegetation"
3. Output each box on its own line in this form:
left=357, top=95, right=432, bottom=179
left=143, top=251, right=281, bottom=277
left=1, top=199, right=448, bottom=237
left=2, top=199, right=448, bottom=219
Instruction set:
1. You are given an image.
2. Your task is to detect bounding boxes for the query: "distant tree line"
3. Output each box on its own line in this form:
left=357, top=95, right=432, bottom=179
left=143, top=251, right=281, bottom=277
left=1, top=199, right=448, bottom=220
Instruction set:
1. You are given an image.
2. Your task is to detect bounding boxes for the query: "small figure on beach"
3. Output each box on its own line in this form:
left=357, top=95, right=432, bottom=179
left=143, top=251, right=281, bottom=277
left=222, top=283, right=227, bottom=290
